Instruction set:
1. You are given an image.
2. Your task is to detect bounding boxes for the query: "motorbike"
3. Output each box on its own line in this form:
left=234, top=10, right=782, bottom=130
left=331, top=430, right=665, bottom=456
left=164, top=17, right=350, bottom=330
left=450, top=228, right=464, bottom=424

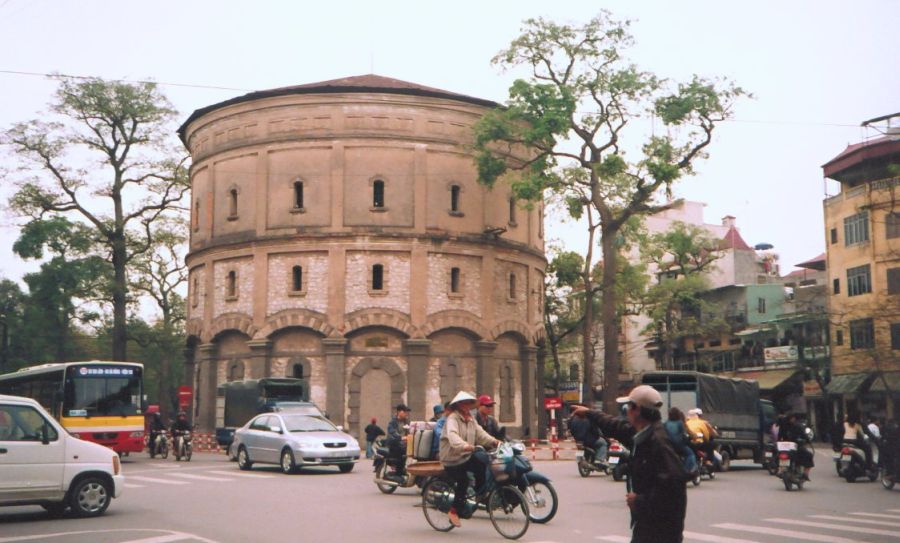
left=776, top=441, right=806, bottom=491
left=149, top=432, right=169, bottom=459
left=575, top=442, right=609, bottom=477
left=509, top=441, right=558, bottom=524
left=763, top=440, right=779, bottom=475
left=839, top=441, right=878, bottom=483
left=372, top=438, right=426, bottom=494
left=173, top=431, right=193, bottom=462
left=607, top=439, right=630, bottom=482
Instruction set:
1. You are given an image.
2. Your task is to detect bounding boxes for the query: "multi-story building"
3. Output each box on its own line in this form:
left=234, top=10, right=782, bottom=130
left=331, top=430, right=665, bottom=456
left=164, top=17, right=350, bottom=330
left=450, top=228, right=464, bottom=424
left=822, top=114, right=900, bottom=420
left=179, top=75, right=546, bottom=437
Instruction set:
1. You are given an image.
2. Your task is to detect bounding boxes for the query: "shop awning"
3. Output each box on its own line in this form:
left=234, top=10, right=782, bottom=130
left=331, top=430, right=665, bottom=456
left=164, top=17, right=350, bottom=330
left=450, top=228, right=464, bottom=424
left=735, top=326, right=777, bottom=337
left=730, top=369, right=800, bottom=390
left=868, top=372, right=900, bottom=394
left=826, top=373, right=872, bottom=395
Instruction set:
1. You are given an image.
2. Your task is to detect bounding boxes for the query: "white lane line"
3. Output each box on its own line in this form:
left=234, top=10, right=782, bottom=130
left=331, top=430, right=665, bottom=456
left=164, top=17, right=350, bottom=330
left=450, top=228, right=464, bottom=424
left=684, top=531, right=762, bottom=543
left=811, top=515, right=900, bottom=528
left=889, top=509, right=900, bottom=513
left=713, top=523, right=857, bottom=543
left=595, top=536, right=630, bottom=542
left=851, top=512, right=900, bottom=520
left=117, top=535, right=191, bottom=543
left=207, top=470, right=275, bottom=479
left=123, top=483, right=145, bottom=489
left=766, top=518, right=900, bottom=538
left=166, top=472, right=232, bottom=482
left=128, top=475, right=189, bottom=485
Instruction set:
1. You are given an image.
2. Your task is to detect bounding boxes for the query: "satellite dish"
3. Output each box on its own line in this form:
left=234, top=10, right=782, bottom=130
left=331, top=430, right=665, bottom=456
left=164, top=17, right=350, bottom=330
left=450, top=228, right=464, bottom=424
left=754, top=243, right=774, bottom=250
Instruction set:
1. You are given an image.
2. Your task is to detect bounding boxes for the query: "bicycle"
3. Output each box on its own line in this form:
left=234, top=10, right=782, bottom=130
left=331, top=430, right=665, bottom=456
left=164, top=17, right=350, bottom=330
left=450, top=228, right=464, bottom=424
left=418, top=443, right=530, bottom=540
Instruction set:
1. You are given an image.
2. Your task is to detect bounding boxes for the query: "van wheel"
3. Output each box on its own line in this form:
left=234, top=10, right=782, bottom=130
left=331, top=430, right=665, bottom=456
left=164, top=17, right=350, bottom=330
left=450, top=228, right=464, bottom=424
left=237, top=446, right=253, bottom=471
left=69, top=477, right=111, bottom=517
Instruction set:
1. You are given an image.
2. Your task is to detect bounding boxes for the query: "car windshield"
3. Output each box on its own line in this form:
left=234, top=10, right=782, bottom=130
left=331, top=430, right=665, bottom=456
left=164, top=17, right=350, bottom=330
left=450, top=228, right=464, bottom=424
left=282, top=415, right=337, bottom=433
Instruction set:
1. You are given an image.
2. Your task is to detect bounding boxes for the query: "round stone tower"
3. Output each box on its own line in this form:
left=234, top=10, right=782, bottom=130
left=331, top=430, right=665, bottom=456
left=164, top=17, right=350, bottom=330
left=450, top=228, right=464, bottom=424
left=179, top=75, right=546, bottom=437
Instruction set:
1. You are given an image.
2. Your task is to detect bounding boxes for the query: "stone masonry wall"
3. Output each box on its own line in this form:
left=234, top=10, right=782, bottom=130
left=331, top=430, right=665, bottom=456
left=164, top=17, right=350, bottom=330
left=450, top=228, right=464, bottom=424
left=213, top=257, right=255, bottom=318
left=344, top=251, right=411, bottom=314
left=266, top=252, right=329, bottom=316
left=425, top=253, right=482, bottom=317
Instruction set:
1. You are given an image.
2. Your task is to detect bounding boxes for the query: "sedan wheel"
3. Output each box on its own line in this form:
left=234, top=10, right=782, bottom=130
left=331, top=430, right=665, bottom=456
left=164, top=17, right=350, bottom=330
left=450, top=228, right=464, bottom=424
left=281, top=449, right=298, bottom=474
left=237, top=446, right=253, bottom=471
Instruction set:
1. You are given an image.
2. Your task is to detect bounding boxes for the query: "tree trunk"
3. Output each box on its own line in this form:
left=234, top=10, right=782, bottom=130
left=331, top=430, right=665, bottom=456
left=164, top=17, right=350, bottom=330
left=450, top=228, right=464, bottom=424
left=600, top=230, right=620, bottom=413
left=582, top=275, right=595, bottom=407
left=111, top=237, right=128, bottom=361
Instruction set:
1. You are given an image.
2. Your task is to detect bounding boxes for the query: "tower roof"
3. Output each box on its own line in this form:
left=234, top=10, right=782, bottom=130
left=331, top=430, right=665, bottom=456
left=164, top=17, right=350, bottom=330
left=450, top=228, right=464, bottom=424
left=178, top=74, right=498, bottom=142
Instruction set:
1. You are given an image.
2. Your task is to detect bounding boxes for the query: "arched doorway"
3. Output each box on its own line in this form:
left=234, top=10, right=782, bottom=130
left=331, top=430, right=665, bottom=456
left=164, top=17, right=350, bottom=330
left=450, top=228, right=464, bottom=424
left=359, top=369, right=392, bottom=440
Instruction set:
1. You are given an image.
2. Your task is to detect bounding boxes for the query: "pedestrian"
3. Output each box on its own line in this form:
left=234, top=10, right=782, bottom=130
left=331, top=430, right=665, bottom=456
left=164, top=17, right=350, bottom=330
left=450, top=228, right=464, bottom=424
left=364, top=417, right=385, bottom=459
left=665, top=407, right=698, bottom=476
left=571, top=386, right=687, bottom=543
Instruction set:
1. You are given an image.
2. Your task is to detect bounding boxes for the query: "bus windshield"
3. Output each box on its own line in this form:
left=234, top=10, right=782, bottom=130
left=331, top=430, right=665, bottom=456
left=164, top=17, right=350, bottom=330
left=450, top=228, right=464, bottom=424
left=64, top=365, right=143, bottom=417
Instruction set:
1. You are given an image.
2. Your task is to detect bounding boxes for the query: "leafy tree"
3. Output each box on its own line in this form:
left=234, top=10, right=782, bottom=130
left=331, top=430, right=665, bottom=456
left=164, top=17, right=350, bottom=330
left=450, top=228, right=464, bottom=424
left=129, top=217, right=188, bottom=419
left=0, top=279, right=26, bottom=371
left=640, top=221, right=724, bottom=369
left=4, top=77, right=189, bottom=361
left=13, top=218, right=112, bottom=362
left=474, top=13, right=745, bottom=409
left=544, top=249, right=588, bottom=396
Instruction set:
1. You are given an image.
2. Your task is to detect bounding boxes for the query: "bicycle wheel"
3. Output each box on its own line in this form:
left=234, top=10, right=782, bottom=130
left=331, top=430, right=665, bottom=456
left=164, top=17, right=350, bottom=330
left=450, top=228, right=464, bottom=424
left=525, top=481, right=558, bottom=524
left=488, top=486, right=530, bottom=540
left=421, top=478, right=455, bottom=532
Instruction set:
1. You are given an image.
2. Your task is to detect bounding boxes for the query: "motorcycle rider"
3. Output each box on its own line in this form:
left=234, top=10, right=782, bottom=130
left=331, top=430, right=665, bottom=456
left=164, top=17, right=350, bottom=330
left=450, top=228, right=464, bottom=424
left=170, top=411, right=191, bottom=454
left=385, top=403, right=411, bottom=480
left=843, top=411, right=873, bottom=468
left=571, top=386, right=687, bottom=543
left=474, top=394, right=505, bottom=440
left=568, top=404, right=608, bottom=468
left=686, top=408, right=718, bottom=469
left=778, top=412, right=814, bottom=480
left=148, top=412, right=166, bottom=455
left=439, top=391, right=501, bottom=528
left=665, top=407, right=698, bottom=476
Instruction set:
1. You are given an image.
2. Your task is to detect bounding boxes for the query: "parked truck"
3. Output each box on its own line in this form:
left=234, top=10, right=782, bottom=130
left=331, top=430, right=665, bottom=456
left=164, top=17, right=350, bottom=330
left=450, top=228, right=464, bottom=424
left=215, top=378, right=317, bottom=453
left=641, top=371, right=776, bottom=469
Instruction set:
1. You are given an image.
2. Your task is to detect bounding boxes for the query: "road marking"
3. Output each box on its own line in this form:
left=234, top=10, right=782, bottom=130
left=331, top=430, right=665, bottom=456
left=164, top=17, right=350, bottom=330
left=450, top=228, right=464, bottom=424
left=811, top=515, right=900, bottom=528
left=595, top=536, right=630, bottom=542
left=889, top=509, right=900, bottom=513
left=128, top=475, right=189, bottom=485
left=714, top=523, right=857, bottom=543
left=766, top=518, right=900, bottom=538
left=851, top=512, right=900, bottom=520
left=684, top=531, right=761, bottom=543
left=167, top=472, right=232, bottom=482
left=123, top=483, right=145, bottom=489
left=0, top=530, right=219, bottom=543
left=207, top=470, right=275, bottom=479
left=117, top=535, right=191, bottom=543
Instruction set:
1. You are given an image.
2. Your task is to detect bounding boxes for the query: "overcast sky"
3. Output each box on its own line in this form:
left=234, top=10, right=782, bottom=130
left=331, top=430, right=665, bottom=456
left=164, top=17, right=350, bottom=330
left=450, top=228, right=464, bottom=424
left=0, top=0, right=897, bottom=292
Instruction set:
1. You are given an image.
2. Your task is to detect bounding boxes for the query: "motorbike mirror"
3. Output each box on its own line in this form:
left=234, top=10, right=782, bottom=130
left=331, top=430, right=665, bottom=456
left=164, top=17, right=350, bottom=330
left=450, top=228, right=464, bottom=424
left=41, top=424, right=50, bottom=445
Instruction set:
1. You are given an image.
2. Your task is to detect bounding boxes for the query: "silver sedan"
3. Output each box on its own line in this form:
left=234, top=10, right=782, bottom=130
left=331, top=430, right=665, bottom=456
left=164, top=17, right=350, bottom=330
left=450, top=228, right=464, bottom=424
left=233, top=413, right=360, bottom=474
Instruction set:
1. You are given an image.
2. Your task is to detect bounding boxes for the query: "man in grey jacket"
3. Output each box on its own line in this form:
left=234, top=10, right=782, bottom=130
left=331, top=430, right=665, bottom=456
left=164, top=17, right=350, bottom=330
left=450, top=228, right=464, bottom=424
left=439, top=391, right=500, bottom=527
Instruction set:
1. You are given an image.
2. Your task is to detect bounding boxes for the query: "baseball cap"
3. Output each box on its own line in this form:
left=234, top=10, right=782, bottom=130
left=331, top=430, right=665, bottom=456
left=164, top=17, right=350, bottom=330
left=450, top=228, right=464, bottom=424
left=616, top=385, right=663, bottom=411
left=478, top=394, right=496, bottom=407
left=433, top=404, right=444, bottom=417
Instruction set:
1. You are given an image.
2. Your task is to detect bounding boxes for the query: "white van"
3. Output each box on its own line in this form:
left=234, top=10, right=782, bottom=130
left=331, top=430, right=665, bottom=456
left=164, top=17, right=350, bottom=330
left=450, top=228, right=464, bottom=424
left=0, top=394, right=124, bottom=517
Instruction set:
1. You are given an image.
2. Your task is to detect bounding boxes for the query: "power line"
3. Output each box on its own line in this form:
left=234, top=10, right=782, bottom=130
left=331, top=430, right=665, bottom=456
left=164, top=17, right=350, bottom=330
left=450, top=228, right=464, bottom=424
left=0, top=68, right=865, bottom=129
left=0, top=69, right=251, bottom=93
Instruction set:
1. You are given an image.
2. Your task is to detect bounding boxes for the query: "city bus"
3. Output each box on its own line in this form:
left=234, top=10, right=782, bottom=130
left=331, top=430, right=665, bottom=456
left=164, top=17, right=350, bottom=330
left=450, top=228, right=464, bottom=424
left=0, top=361, right=145, bottom=453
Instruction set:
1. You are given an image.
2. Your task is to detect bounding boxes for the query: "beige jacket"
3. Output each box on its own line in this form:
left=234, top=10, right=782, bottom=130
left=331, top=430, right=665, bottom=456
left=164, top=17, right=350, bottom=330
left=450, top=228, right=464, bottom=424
left=439, top=411, right=497, bottom=467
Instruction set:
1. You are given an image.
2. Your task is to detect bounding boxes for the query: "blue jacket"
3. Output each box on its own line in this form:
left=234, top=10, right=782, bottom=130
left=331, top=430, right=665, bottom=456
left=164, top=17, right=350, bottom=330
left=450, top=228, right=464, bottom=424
left=431, top=416, right=447, bottom=458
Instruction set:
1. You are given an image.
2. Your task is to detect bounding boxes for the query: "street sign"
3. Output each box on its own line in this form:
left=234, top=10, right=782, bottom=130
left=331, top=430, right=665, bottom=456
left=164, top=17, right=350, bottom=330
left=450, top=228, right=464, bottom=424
left=544, top=397, right=563, bottom=410
left=177, top=385, right=193, bottom=410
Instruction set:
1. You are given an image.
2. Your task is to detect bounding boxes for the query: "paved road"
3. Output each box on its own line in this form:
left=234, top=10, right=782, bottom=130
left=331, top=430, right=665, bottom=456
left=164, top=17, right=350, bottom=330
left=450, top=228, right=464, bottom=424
left=1, top=448, right=898, bottom=543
